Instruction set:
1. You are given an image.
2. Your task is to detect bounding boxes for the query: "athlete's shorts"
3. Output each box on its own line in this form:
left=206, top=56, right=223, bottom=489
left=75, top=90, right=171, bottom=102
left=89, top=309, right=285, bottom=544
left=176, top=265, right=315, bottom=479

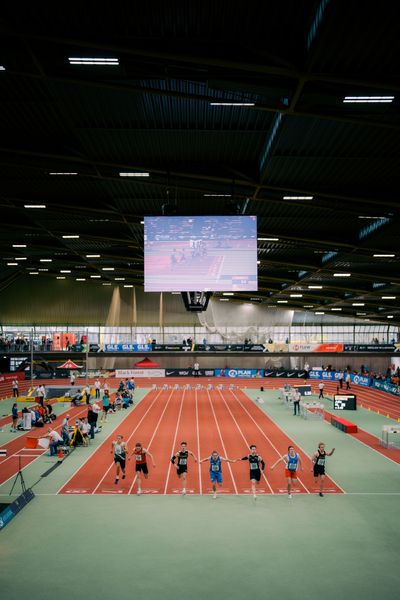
left=285, top=469, right=298, bottom=479
left=135, top=463, right=148, bottom=474
left=103, top=405, right=110, bottom=413
left=250, top=469, right=261, bottom=482
left=177, top=466, right=187, bottom=476
left=313, top=466, right=325, bottom=477
left=210, top=471, right=222, bottom=484
left=114, top=457, right=126, bottom=470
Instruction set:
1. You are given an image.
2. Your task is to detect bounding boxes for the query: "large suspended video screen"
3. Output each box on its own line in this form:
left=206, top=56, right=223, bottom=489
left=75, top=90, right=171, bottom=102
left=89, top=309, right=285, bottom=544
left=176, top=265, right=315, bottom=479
left=144, top=215, right=258, bottom=292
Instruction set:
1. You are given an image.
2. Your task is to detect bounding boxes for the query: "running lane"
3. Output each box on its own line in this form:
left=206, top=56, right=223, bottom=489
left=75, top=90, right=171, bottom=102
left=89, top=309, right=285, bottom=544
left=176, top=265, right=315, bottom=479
left=59, top=389, right=168, bottom=495
left=209, top=388, right=269, bottom=494
left=127, top=388, right=186, bottom=495
left=197, top=388, right=237, bottom=495
left=229, top=388, right=343, bottom=494
left=164, top=388, right=201, bottom=495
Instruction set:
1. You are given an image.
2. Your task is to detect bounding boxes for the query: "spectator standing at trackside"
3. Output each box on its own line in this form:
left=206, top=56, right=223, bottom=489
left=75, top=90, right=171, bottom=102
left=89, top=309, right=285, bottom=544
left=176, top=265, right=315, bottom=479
left=70, top=371, right=76, bottom=386
left=87, top=405, right=97, bottom=439
left=337, top=371, right=344, bottom=389
left=345, top=371, right=351, bottom=390
left=318, top=381, right=324, bottom=399
left=10, top=403, right=18, bottom=432
left=92, top=400, right=101, bottom=432
left=193, top=361, right=200, bottom=377
left=12, top=378, right=19, bottom=398
left=94, top=378, right=101, bottom=399
left=304, top=363, right=310, bottom=379
left=61, top=414, right=70, bottom=445
left=37, top=384, right=46, bottom=407
left=293, top=390, right=301, bottom=416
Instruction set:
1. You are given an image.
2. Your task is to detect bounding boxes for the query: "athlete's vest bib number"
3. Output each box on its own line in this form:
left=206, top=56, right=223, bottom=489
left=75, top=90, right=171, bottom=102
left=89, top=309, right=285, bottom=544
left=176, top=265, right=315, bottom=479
left=288, top=463, right=297, bottom=470
left=317, top=458, right=325, bottom=466
left=211, top=464, right=219, bottom=471
left=135, top=454, right=142, bottom=461
left=250, top=462, right=259, bottom=470
left=179, top=458, right=187, bottom=465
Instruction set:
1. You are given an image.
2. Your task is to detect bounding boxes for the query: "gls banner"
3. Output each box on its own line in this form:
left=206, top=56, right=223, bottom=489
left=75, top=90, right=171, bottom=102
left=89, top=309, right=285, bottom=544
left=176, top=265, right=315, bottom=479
left=105, top=344, right=152, bottom=352
left=264, top=370, right=306, bottom=378
left=309, top=371, right=370, bottom=387
left=215, top=369, right=264, bottom=378
left=165, top=369, right=215, bottom=377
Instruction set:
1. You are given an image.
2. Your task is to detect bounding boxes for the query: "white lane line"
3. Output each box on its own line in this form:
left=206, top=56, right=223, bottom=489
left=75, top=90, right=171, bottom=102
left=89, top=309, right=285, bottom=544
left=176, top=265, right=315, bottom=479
left=163, top=390, right=186, bottom=494
left=215, top=388, right=273, bottom=494
left=206, top=389, right=238, bottom=494
left=241, top=388, right=346, bottom=494
left=195, top=389, right=203, bottom=495
left=127, top=390, right=174, bottom=495
left=229, top=389, right=310, bottom=494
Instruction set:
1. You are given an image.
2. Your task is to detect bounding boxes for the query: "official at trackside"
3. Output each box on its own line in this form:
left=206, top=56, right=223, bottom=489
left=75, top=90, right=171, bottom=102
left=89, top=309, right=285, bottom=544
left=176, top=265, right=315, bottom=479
left=12, top=378, right=19, bottom=397
left=193, top=361, right=200, bottom=377
left=293, top=390, right=301, bottom=415
left=338, top=371, right=344, bottom=389
left=318, top=381, right=324, bottom=399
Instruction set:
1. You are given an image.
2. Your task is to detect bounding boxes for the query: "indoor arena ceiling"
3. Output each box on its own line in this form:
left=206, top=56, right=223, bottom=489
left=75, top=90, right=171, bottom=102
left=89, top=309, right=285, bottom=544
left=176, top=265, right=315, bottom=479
left=0, top=1, right=399, bottom=323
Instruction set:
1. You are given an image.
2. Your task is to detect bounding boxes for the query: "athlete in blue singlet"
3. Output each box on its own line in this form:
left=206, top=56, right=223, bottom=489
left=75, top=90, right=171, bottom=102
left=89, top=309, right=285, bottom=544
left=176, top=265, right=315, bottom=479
left=271, top=445, right=303, bottom=498
left=200, top=451, right=235, bottom=498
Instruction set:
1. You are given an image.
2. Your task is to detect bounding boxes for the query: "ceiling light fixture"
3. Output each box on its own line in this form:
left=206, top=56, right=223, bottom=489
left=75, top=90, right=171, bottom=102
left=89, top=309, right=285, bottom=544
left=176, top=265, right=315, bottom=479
left=86, top=254, right=100, bottom=258
left=14, top=257, right=27, bottom=261
left=352, top=303, right=365, bottom=306
left=76, top=278, right=86, bottom=281
left=56, top=276, right=66, bottom=279
left=277, top=300, right=288, bottom=303
left=68, top=57, right=119, bottom=65
left=62, top=235, right=80, bottom=239
left=257, top=237, right=279, bottom=241
left=290, top=294, right=303, bottom=297
left=124, top=284, right=133, bottom=288
left=282, top=196, right=313, bottom=200
left=102, top=283, right=111, bottom=286
left=29, top=272, right=39, bottom=275
left=303, top=305, right=314, bottom=308
left=382, top=296, right=396, bottom=299
left=315, top=311, right=325, bottom=314
left=308, top=285, right=323, bottom=289
left=40, top=259, right=52, bottom=262
left=48, top=172, right=78, bottom=175
left=209, top=102, right=255, bottom=106
left=102, top=267, right=115, bottom=271
left=115, top=277, right=125, bottom=281
left=38, top=268, right=48, bottom=271
left=12, top=244, right=27, bottom=248
left=90, top=275, right=101, bottom=279
left=60, top=270, right=71, bottom=273
left=24, top=204, right=46, bottom=209
left=331, top=308, right=342, bottom=311
left=219, top=298, right=230, bottom=301
left=203, top=193, right=232, bottom=197
left=343, top=95, right=394, bottom=103
left=333, top=273, right=351, bottom=277
left=7, top=262, right=18, bottom=266
left=119, top=172, right=149, bottom=177
left=373, top=254, right=395, bottom=258
left=223, top=292, right=234, bottom=296
left=387, top=315, right=394, bottom=319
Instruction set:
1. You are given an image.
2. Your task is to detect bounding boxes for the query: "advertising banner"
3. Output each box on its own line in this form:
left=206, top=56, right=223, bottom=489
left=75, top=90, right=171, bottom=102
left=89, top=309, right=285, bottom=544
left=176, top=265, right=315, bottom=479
left=264, top=369, right=307, bottom=378
left=372, top=379, right=400, bottom=395
left=165, top=369, right=215, bottom=377
left=343, top=344, right=396, bottom=352
left=289, top=343, right=343, bottom=353
left=131, top=369, right=165, bottom=378
left=153, top=344, right=190, bottom=352
left=0, top=372, right=25, bottom=384
left=215, top=369, right=264, bottom=378
left=105, top=344, right=153, bottom=353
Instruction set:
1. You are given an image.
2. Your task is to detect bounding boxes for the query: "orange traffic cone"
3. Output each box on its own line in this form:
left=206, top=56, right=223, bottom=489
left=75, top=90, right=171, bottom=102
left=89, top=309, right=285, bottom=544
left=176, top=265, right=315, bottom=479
left=58, top=447, right=65, bottom=461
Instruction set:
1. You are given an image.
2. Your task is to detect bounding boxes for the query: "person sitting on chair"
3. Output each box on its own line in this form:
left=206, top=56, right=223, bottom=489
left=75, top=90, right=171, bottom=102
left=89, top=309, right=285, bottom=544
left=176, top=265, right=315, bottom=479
left=71, top=389, right=83, bottom=407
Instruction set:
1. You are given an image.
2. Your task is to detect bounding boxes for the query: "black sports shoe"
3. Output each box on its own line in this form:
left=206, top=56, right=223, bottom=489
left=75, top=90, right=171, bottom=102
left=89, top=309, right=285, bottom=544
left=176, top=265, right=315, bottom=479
left=115, top=478, right=119, bottom=484
left=319, top=492, right=324, bottom=497
left=122, top=474, right=126, bottom=479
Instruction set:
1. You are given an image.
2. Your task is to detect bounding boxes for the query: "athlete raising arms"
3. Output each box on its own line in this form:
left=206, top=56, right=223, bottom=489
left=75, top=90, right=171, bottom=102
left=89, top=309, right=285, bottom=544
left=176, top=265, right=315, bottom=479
left=171, top=441, right=197, bottom=495
left=271, top=445, right=303, bottom=498
left=199, top=450, right=235, bottom=499
left=128, top=442, right=156, bottom=495
left=111, top=435, right=128, bottom=484
left=312, top=442, right=335, bottom=497
left=238, top=444, right=265, bottom=499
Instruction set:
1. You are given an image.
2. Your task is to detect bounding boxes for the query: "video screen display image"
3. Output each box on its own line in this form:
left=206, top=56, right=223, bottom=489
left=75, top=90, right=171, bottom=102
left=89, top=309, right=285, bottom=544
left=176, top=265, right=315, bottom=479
left=144, top=215, right=258, bottom=292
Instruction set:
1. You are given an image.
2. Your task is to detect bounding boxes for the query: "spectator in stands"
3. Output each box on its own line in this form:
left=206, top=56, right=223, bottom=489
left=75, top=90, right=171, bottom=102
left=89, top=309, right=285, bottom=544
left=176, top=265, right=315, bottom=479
left=46, top=428, right=63, bottom=456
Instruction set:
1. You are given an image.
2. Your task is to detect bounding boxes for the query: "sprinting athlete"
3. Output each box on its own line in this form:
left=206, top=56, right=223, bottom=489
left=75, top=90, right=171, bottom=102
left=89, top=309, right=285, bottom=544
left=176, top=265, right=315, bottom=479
left=238, top=445, right=265, bottom=499
left=128, top=442, right=156, bottom=495
left=199, top=450, right=235, bottom=499
left=111, top=435, right=128, bottom=484
left=271, top=445, right=304, bottom=498
left=171, top=441, right=198, bottom=495
left=312, top=442, right=335, bottom=497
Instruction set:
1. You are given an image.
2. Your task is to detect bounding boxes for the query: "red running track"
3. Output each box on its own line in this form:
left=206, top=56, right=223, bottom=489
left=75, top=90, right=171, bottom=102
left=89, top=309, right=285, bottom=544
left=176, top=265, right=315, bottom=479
left=59, top=387, right=343, bottom=496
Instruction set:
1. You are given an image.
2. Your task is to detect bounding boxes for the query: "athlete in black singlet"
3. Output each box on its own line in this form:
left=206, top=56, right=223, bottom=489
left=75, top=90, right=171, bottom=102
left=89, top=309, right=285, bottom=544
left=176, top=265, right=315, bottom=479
left=312, top=442, right=335, bottom=497
left=238, top=444, right=266, bottom=499
left=171, top=441, right=198, bottom=495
